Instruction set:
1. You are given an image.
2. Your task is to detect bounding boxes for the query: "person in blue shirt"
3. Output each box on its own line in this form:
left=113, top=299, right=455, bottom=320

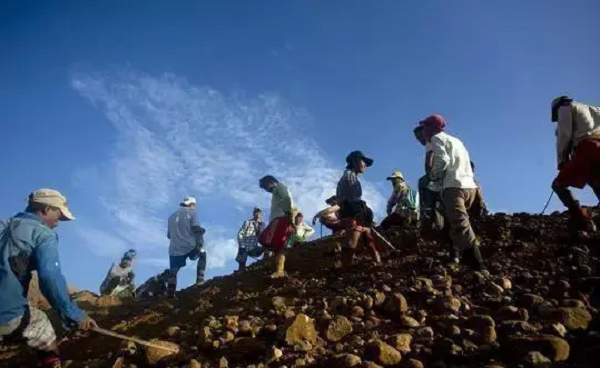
left=167, top=196, right=206, bottom=297
left=0, top=188, right=98, bottom=368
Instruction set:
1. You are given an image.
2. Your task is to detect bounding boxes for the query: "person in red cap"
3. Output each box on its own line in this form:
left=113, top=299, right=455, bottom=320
left=419, top=115, right=487, bottom=272
left=550, top=96, right=600, bottom=234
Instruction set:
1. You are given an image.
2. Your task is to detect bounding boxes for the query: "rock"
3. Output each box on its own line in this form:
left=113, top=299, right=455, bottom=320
left=267, top=346, right=283, bottom=363
left=329, top=354, right=362, bottom=368
left=326, top=316, right=353, bottom=342
left=507, top=335, right=570, bottom=362
left=497, top=306, right=529, bottom=321
left=219, top=357, right=228, bottom=368
left=521, top=294, right=544, bottom=308
left=466, top=315, right=497, bottom=344
left=498, top=320, right=538, bottom=336
left=374, top=292, right=386, bottom=306
left=365, top=340, right=402, bottom=366
left=435, top=296, right=461, bottom=314
left=186, top=359, right=201, bottom=368
left=331, top=297, right=348, bottom=311
left=144, top=340, right=180, bottom=365
left=384, top=293, right=409, bottom=315
left=239, top=320, right=252, bottom=335
left=165, top=326, right=181, bottom=338
left=561, top=299, right=586, bottom=309
left=417, top=327, right=434, bottom=339
left=524, top=351, right=551, bottom=367
left=285, top=314, right=317, bottom=345
left=284, top=309, right=296, bottom=320
left=223, top=331, right=235, bottom=343
left=352, top=306, right=365, bottom=318
left=120, top=340, right=137, bottom=356
left=389, top=334, right=412, bottom=354
left=401, top=316, right=421, bottom=328
left=404, top=359, right=424, bottom=368
left=549, top=323, right=567, bottom=337
left=501, top=278, right=512, bottom=290
left=545, top=307, right=592, bottom=330
left=272, top=297, right=286, bottom=310
left=362, top=296, right=374, bottom=310
left=224, top=316, right=239, bottom=332
left=294, top=340, right=313, bottom=352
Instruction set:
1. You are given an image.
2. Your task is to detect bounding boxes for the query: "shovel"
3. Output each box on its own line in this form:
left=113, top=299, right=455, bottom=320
left=370, top=227, right=397, bottom=251
left=92, top=327, right=180, bottom=354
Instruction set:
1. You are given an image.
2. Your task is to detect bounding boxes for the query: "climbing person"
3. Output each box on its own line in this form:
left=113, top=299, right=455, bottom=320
left=380, top=170, right=420, bottom=230
left=235, top=207, right=266, bottom=272
left=258, top=175, right=296, bottom=278
left=99, top=249, right=137, bottom=298
left=336, top=151, right=380, bottom=266
left=312, top=196, right=345, bottom=235
left=0, top=188, right=98, bottom=368
left=167, top=196, right=206, bottom=297
left=550, top=96, right=600, bottom=234
left=413, top=125, right=445, bottom=231
left=289, top=212, right=315, bottom=248
left=135, top=270, right=170, bottom=299
left=420, top=115, right=487, bottom=272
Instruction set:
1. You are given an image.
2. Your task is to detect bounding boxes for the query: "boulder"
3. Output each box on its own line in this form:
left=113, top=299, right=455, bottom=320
left=507, top=335, right=570, bottom=362
left=285, top=314, right=317, bottom=345
left=329, top=354, right=362, bottom=368
left=144, top=340, right=180, bottom=365
left=365, top=340, right=402, bottom=366
left=326, top=316, right=353, bottom=342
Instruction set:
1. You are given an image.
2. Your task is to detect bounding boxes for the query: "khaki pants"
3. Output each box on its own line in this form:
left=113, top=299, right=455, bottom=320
left=441, top=188, right=479, bottom=251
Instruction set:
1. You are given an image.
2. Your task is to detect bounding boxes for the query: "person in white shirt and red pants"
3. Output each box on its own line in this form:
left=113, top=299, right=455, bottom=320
left=551, top=96, right=600, bottom=234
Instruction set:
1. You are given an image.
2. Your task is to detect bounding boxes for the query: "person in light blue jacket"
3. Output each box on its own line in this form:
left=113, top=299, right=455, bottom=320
left=0, top=188, right=98, bottom=368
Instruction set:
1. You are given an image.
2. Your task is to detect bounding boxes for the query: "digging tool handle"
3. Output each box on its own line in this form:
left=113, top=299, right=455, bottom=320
left=370, top=227, right=397, bottom=251
left=92, top=327, right=179, bottom=353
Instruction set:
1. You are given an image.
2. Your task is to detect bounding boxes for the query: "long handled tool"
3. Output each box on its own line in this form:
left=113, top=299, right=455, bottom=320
left=370, top=227, right=397, bottom=251
left=92, top=327, right=180, bottom=353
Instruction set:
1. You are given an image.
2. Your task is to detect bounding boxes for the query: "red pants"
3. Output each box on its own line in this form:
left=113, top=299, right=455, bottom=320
left=555, top=138, right=600, bottom=189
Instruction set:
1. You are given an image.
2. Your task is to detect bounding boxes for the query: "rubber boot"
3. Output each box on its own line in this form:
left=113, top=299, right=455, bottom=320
left=270, top=253, right=286, bottom=278
left=569, top=206, right=597, bottom=233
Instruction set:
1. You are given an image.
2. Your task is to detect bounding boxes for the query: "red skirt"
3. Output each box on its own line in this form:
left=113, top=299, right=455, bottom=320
left=259, top=217, right=295, bottom=250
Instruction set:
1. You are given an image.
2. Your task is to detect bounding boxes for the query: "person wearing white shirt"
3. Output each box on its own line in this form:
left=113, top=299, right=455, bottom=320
left=289, top=213, right=315, bottom=247
left=551, top=96, right=600, bottom=233
left=420, top=114, right=486, bottom=272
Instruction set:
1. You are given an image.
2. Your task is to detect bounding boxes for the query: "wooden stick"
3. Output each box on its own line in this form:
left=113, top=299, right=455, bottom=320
left=370, top=227, right=397, bottom=251
left=92, top=327, right=179, bottom=353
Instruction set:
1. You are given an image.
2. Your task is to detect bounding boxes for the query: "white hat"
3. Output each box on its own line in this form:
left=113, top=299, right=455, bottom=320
left=180, top=196, right=196, bottom=206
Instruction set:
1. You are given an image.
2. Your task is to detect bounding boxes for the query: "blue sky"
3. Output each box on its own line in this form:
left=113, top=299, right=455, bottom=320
left=1, top=0, right=599, bottom=291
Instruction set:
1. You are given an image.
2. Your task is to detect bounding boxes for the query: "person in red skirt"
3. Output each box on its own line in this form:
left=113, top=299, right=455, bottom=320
left=551, top=96, right=600, bottom=234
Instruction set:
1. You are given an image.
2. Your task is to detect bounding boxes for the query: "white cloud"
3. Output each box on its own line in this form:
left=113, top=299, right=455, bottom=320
left=70, top=69, right=386, bottom=271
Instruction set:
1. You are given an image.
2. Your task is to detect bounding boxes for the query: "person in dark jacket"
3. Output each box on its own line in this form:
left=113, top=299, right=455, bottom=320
left=0, top=189, right=98, bottom=368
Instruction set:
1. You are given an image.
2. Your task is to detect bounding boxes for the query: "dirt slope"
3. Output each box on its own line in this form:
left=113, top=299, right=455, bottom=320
left=2, top=211, right=600, bottom=368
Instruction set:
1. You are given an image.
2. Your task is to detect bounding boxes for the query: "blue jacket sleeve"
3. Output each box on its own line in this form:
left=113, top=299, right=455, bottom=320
left=33, top=232, right=86, bottom=325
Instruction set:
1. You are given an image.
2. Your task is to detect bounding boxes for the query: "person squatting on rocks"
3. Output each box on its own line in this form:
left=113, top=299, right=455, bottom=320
left=550, top=96, right=600, bottom=234
left=420, top=115, right=487, bottom=272
left=135, top=269, right=170, bottom=299
left=235, top=207, right=265, bottom=272
left=336, top=150, right=380, bottom=266
left=99, top=249, right=136, bottom=298
left=413, top=125, right=445, bottom=231
left=258, top=175, right=296, bottom=278
left=380, top=170, right=420, bottom=230
left=167, top=196, right=207, bottom=297
left=0, top=189, right=98, bottom=368
left=288, top=212, right=315, bottom=248
left=312, top=196, right=345, bottom=235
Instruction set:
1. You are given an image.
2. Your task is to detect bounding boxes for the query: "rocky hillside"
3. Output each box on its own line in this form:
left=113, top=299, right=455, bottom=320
left=2, top=210, right=600, bottom=368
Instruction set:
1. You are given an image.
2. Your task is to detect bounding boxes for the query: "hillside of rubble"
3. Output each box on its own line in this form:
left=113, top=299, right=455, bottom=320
left=2, top=210, right=600, bottom=368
